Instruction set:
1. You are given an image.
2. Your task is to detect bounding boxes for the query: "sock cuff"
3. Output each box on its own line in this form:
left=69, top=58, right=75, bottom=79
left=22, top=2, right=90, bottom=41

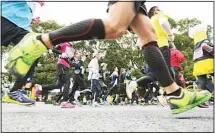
left=36, top=35, right=49, bottom=49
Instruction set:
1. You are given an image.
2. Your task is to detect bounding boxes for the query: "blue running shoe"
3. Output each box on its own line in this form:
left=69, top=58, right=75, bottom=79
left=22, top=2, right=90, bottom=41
left=18, top=89, right=28, bottom=95
left=9, top=91, right=35, bottom=104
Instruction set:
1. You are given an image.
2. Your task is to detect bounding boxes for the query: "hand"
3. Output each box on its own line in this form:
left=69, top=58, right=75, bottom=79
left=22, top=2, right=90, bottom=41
left=168, top=34, right=174, bottom=42
left=32, top=17, right=40, bottom=24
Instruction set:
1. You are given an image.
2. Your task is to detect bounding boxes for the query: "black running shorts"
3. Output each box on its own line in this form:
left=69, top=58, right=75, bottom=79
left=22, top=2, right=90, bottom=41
left=1, top=17, right=29, bottom=46
left=107, top=1, right=147, bottom=16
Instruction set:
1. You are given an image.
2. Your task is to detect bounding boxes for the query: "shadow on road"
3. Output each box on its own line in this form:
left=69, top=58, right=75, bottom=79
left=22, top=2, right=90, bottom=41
left=175, top=116, right=213, bottom=120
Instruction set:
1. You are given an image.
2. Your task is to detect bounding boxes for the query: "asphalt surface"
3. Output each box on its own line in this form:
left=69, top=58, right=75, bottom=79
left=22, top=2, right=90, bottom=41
left=1, top=102, right=214, bottom=132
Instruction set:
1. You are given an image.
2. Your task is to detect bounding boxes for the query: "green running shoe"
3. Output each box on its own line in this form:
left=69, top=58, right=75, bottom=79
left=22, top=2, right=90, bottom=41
left=166, top=89, right=211, bottom=114
left=7, top=33, right=48, bottom=78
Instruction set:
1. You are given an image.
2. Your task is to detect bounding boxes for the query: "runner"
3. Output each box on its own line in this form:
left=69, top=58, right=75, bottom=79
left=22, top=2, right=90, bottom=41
left=99, top=63, right=108, bottom=103
left=7, top=1, right=211, bottom=114
left=148, top=6, right=174, bottom=77
left=169, top=43, right=186, bottom=87
left=125, top=67, right=135, bottom=99
left=41, top=42, right=75, bottom=108
left=88, top=52, right=102, bottom=107
left=109, top=67, right=119, bottom=104
left=118, top=68, right=127, bottom=104
left=189, top=24, right=214, bottom=108
left=1, top=0, right=44, bottom=105
left=69, top=54, right=87, bottom=103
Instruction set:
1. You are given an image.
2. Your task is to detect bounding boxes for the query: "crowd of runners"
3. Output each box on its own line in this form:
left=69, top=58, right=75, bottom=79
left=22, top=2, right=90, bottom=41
left=1, top=1, right=214, bottom=115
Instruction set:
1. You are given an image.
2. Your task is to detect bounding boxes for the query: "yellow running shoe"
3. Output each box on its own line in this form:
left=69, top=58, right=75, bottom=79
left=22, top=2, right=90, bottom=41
left=2, top=96, right=32, bottom=106
left=7, top=33, right=48, bottom=78
left=166, top=89, right=211, bottom=114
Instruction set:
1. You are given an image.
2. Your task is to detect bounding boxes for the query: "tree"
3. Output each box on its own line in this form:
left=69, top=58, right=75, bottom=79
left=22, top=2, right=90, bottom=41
left=168, top=17, right=177, bottom=29
left=181, top=48, right=195, bottom=81
left=176, top=18, right=201, bottom=33
left=174, top=32, right=193, bottom=51
left=207, top=25, right=213, bottom=42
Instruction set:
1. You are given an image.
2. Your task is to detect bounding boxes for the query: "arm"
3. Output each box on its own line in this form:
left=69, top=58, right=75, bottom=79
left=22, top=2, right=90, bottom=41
left=159, top=16, right=174, bottom=41
left=202, top=43, right=214, bottom=56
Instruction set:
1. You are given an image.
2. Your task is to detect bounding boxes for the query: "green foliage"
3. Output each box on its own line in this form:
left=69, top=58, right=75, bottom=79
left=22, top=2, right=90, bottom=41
left=207, top=25, right=213, bottom=41
left=33, top=53, right=58, bottom=84
left=168, top=17, right=177, bottom=29
left=30, top=20, right=64, bottom=33
left=132, top=69, right=144, bottom=79
left=174, top=32, right=193, bottom=51
left=181, top=47, right=195, bottom=81
left=176, top=18, right=201, bottom=33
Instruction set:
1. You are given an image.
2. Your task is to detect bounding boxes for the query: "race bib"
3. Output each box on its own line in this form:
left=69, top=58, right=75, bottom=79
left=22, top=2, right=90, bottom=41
left=193, top=47, right=203, bottom=60
left=65, top=47, right=75, bottom=58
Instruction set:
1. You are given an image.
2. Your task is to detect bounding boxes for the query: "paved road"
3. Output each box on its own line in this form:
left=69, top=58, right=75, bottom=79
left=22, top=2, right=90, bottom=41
left=1, top=103, right=214, bottom=132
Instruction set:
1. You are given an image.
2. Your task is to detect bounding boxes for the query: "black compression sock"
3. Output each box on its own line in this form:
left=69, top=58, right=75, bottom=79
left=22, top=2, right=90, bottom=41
left=143, top=41, right=174, bottom=87
left=167, top=88, right=182, bottom=97
left=49, top=19, right=105, bottom=45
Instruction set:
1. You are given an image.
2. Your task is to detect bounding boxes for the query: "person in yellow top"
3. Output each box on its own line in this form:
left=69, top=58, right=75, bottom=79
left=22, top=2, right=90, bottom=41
left=189, top=24, right=214, bottom=90
left=148, top=6, right=174, bottom=78
left=189, top=24, right=214, bottom=108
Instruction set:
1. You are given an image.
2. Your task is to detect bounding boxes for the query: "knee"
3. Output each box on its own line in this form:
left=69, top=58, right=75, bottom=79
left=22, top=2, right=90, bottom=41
left=105, top=19, right=128, bottom=38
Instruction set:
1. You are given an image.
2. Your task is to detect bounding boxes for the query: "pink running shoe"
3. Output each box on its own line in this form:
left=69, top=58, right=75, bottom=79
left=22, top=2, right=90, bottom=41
left=61, top=102, right=75, bottom=108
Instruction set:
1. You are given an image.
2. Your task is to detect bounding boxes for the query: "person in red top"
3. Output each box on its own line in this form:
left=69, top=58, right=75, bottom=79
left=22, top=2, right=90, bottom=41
left=170, top=43, right=186, bottom=87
